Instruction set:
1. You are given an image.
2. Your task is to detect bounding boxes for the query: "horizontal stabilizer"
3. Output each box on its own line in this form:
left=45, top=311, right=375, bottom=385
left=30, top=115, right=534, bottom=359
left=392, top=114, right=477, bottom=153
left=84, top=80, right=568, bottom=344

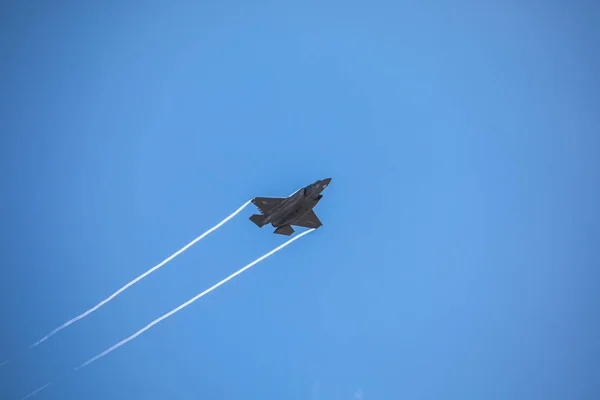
left=249, top=214, right=267, bottom=227
left=274, top=225, right=294, bottom=236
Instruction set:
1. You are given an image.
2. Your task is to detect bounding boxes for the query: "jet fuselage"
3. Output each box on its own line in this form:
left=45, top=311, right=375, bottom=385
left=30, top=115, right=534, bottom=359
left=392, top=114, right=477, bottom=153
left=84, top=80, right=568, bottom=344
left=249, top=178, right=331, bottom=235
left=265, top=179, right=329, bottom=227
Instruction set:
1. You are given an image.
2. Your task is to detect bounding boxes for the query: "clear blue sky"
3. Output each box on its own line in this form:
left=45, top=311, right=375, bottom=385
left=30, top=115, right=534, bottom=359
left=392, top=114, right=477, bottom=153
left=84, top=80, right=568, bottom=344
left=1, top=1, right=599, bottom=399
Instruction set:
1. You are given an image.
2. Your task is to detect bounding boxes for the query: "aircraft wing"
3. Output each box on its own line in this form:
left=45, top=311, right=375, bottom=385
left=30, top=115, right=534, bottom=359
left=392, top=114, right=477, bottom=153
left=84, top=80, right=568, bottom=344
left=294, top=209, right=323, bottom=229
left=252, top=197, right=285, bottom=214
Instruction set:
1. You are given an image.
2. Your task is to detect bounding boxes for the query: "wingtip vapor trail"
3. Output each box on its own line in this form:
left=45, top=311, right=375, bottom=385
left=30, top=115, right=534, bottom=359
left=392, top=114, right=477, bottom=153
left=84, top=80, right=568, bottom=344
left=29, top=200, right=252, bottom=348
left=75, top=228, right=315, bottom=370
left=18, top=359, right=79, bottom=399
left=19, top=382, right=53, bottom=400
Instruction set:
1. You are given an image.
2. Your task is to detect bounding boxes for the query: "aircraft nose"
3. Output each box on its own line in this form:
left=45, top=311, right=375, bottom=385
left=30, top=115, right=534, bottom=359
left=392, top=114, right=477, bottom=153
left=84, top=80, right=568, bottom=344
left=322, top=178, right=332, bottom=185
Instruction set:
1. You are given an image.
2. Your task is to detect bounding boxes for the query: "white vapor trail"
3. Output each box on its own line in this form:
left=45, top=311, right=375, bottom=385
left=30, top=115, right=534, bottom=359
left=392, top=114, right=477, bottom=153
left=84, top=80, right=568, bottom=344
left=30, top=200, right=252, bottom=348
left=20, top=382, right=53, bottom=400
left=0, top=360, right=8, bottom=367
left=76, top=228, right=315, bottom=370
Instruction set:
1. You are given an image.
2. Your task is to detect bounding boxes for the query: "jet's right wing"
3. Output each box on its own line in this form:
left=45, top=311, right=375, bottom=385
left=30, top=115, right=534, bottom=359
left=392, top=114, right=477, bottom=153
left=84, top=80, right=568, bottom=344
left=252, top=197, right=285, bottom=215
left=293, top=209, right=323, bottom=229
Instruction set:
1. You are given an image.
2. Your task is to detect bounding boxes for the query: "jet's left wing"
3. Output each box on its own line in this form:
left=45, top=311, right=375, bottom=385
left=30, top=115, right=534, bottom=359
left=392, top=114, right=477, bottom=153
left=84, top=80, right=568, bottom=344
left=294, top=209, right=323, bottom=229
left=252, top=197, right=285, bottom=215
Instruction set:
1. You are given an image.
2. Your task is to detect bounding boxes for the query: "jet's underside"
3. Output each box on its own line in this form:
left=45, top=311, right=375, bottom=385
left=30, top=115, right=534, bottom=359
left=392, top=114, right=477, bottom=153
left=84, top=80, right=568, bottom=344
left=249, top=178, right=330, bottom=235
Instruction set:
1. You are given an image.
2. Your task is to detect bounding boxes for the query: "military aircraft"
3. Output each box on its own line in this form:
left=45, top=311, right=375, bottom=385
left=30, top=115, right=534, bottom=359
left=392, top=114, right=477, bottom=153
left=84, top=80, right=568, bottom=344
left=249, top=178, right=331, bottom=235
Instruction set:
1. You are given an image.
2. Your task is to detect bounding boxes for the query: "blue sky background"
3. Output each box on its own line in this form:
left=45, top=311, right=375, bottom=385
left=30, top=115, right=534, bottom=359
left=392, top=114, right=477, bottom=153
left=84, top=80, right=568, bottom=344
left=1, top=1, right=599, bottom=399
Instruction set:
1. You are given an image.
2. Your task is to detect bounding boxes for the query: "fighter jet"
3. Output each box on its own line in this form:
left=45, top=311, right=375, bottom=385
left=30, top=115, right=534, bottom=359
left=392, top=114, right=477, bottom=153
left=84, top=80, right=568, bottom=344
left=249, top=178, right=331, bottom=235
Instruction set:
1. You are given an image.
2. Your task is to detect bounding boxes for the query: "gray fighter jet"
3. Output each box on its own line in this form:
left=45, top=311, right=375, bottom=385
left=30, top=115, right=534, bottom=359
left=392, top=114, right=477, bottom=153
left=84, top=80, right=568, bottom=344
left=249, top=178, right=331, bottom=235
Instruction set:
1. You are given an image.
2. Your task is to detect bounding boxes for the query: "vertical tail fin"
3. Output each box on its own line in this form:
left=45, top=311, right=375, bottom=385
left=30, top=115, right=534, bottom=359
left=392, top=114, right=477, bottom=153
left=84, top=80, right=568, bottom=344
left=249, top=214, right=267, bottom=227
